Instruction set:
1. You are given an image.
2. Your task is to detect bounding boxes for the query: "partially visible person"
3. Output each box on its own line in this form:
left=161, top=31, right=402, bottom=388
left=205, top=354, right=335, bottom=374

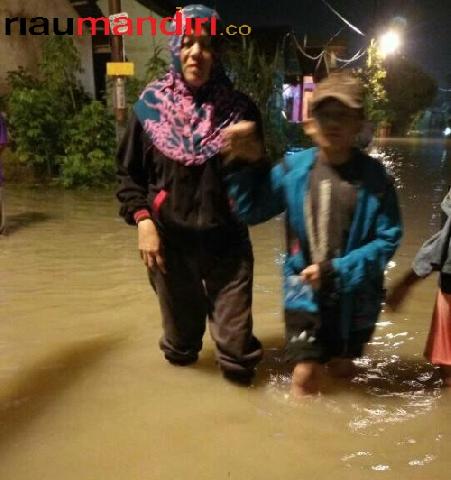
left=227, top=72, right=403, bottom=396
left=116, top=5, right=264, bottom=384
left=386, top=188, right=451, bottom=387
left=0, top=112, right=8, bottom=234
left=355, top=120, right=374, bottom=151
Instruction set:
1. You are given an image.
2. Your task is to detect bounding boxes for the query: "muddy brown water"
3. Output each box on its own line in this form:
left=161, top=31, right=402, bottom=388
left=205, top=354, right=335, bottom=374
left=0, top=138, right=450, bottom=479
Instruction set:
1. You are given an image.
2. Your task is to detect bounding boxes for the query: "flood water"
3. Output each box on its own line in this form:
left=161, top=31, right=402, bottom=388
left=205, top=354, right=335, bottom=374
left=0, top=138, right=450, bottom=479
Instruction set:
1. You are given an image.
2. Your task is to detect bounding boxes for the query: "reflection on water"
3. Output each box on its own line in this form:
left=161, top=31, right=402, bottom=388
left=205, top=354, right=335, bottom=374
left=1, top=139, right=451, bottom=479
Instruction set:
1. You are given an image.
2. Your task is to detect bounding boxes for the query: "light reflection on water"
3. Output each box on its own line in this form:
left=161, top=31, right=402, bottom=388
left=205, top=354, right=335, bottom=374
left=1, top=139, right=451, bottom=479
left=250, top=139, right=451, bottom=477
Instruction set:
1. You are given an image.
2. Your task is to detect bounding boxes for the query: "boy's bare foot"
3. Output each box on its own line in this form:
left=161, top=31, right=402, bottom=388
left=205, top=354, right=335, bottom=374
left=291, top=361, right=320, bottom=398
left=328, top=358, right=357, bottom=378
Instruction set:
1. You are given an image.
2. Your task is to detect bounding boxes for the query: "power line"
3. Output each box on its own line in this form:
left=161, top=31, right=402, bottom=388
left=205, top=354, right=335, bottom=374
left=290, top=32, right=367, bottom=67
left=336, top=48, right=367, bottom=66
left=290, top=32, right=324, bottom=61
left=320, top=0, right=365, bottom=37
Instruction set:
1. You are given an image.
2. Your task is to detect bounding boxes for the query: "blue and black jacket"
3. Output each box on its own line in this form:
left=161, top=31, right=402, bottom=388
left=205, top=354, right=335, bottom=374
left=227, top=147, right=403, bottom=340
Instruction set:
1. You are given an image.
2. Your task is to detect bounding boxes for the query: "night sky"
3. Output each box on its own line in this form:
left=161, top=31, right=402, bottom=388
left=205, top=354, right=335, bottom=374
left=165, top=0, right=451, bottom=85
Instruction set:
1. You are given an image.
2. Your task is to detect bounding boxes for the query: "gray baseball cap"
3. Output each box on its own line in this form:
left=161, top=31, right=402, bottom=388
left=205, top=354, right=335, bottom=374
left=311, top=72, right=364, bottom=111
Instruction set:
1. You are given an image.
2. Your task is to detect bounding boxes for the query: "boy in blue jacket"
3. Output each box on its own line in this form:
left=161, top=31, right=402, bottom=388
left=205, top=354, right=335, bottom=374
left=228, top=73, right=402, bottom=396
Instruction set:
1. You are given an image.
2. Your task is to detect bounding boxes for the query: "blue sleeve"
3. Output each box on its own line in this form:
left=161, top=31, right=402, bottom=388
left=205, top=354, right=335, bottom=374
left=226, top=163, right=286, bottom=225
left=332, top=183, right=403, bottom=293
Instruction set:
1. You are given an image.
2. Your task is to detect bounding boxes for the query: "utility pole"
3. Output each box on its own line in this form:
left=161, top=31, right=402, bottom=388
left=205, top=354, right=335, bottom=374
left=108, top=0, right=127, bottom=138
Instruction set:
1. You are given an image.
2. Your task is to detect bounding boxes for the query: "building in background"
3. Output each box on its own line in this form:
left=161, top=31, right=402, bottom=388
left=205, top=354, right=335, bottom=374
left=0, top=0, right=98, bottom=97
left=283, top=34, right=348, bottom=123
left=0, top=0, right=173, bottom=100
left=272, top=31, right=349, bottom=149
left=0, top=0, right=348, bottom=122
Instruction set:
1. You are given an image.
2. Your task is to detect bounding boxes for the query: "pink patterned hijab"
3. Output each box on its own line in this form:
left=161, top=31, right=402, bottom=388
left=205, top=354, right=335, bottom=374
left=134, top=4, right=254, bottom=166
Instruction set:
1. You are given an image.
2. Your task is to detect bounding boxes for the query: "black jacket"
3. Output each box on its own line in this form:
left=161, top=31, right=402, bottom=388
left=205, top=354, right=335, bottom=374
left=116, top=112, right=260, bottom=249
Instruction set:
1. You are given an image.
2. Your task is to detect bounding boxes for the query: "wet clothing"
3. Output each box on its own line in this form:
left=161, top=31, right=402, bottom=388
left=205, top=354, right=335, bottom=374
left=425, top=290, right=451, bottom=366
left=285, top=152, right=371, bottom=363
left=116, top=4, right=264, bottom=376
left=306, top=153, right=359, bottom=264
left=117, top=113, right=257, bottom=233
left=149, top=236, right=261, bottom=371
left=285, top=309, right=375, bottom=364
left=411, top=188, right=451, bottom=366
left=117, top=112, right=263, bottom=375
left=227, top=147, right=402, bottom=363
left=413, top=187, right=451, bottom=292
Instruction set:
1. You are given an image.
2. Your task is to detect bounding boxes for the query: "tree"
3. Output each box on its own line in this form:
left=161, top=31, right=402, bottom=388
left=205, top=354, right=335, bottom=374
left=7, top=36, right=117, bottom=185
left=61, top=101, right=116, bottom=187
left=358, top=39, right=389, bottom=124
left=119, top=40, right=169, bottom=109
left=384, top=58, right=438, bottom=135
left=224, top=37, right=287, bottom=159
left=7, top=37, right=88, bottom=178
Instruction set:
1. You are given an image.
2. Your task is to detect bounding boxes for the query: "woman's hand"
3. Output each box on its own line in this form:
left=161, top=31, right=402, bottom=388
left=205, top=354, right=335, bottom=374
left=221, top=120, right=264, bottom=164
left=138, top=219, right=166, bottom=273
left=301, top=264, right=321, bottom=290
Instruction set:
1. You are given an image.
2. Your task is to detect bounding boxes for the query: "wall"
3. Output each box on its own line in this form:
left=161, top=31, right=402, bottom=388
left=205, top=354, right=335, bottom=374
left=0, top=0, right=95, bottom=96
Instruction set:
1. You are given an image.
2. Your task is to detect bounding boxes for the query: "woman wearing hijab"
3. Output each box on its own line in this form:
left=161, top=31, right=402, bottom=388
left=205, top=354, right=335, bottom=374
left=117, top=5, right=264, bottom=384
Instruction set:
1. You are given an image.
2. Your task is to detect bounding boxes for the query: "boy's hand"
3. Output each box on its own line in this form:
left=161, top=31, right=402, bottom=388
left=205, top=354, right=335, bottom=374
left=221, top=121, right=264, bottom=164
left=385, top=270, right=421, bottom=312
left=138, top=219, right=166, bottom=273
left=301, top=264, right=321, bottom=290
left=385, top=284, right=409, bottom=312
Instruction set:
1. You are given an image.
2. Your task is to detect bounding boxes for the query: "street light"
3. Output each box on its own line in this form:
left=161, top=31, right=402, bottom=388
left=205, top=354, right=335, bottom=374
left=378, top=30, right=401, bottom=57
